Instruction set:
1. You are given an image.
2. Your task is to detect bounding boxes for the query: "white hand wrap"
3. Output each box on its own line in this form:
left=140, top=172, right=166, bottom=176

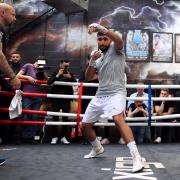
left=88, top=23, right=108, bottom=34
left=88, top=58, right=95, bottom=67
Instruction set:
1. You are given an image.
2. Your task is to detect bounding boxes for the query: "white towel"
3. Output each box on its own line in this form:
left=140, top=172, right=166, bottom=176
left=9, top=90, right=23, bottom=119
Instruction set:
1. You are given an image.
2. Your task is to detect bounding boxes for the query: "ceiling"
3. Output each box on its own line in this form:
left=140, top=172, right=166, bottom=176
left=43, top=0, right=89, bottom=14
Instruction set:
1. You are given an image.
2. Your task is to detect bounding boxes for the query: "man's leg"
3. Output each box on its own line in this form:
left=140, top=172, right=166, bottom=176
left=113, top=112, right=144, bottom=172
left=81, top=122, right=104, bottom=158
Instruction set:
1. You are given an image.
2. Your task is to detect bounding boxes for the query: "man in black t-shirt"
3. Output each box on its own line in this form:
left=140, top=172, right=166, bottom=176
left=48, top=60, right=76, bottom=144
left=128, top=99, right=148, bottom=144
left=153, top=89, right=174, bottom=143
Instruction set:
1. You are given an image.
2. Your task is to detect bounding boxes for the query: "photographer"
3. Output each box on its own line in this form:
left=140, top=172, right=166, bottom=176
left=16, top=56, right=48, bottom=143
left=48, top=60, right=76, bottom=144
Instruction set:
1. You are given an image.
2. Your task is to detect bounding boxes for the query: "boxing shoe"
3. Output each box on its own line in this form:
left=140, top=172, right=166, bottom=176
left=51, top=137, right=58, bottom=144
left=132, top=156, right=145, bottom=173
left=60, top=137, right=70, bottom=144
left=84, top=145, right=104, bottom=159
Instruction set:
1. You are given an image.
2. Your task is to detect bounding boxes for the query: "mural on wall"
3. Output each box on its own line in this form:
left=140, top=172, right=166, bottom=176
left=6, top=0, right=180, bottom=82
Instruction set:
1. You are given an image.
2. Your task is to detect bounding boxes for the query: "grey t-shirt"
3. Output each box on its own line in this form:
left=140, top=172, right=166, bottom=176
left=95, top=43, right=127, bottom=97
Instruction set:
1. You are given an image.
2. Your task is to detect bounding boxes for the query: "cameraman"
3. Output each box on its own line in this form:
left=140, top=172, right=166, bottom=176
left=48, top=60, right=76, bottom=144
left=16, top=56, right=48, bottom=143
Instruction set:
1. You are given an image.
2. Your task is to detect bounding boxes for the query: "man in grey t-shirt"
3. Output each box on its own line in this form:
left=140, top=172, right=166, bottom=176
left=81, top=23, right=144, bottom=173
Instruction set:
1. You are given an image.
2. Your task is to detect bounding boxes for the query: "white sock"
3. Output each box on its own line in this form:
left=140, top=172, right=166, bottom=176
left=127, top=141, right=141, bottom=158
left=90, top=138, right=101, bottom=147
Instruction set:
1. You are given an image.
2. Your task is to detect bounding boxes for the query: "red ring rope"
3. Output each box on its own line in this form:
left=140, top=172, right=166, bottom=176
left=5, top=78, right=47, bottom=84
left=0, top=108, right=47, bottom=115
left=0, top=91, right=47, bottom=98
left=0, top=120, right=45, bottom=125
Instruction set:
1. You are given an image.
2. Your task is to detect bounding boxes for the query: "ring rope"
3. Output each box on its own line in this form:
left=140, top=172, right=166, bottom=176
left=1, top=81, right=180, bottom=127
left=1, top=90, right=180, bottom=101
left=1, top=107, right=180, bottom=121
left=0, top=120, right=180, bottom=127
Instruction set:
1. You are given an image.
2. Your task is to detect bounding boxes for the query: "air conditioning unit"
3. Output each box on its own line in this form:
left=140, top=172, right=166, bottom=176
left=44, top=0, right=89, bottom=14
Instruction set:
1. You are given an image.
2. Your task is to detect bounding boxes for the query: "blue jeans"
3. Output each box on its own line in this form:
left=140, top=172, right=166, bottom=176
left=131, top=126, right=146, bottom=144
left=22, top=97, right=42, bottom=139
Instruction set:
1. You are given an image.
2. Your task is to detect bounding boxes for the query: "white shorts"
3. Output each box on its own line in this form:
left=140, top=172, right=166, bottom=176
left=82, top=93, right=126, bottom=123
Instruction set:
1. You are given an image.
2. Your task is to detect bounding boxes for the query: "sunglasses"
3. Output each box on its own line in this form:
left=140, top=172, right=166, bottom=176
left=97, top=37, right=109, bottom=41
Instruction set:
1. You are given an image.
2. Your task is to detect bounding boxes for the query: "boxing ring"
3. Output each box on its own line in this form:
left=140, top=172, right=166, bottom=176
left=0, top=81, right=180, bottom=180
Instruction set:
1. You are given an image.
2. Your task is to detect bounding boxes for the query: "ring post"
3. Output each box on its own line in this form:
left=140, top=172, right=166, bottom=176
left=148, top=84, right=152, bottom=126
left=76, top=82, right=83, bottom=137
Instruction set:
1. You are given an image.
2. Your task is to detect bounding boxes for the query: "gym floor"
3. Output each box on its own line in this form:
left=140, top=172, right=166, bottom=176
left=0, top=143, right=180, bottom=180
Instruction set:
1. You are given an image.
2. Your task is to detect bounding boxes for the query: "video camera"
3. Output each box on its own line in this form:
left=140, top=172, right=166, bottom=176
left=36, top=59, right=47, bottom=80
left=37, top=60, right=46, bottom=72
left=63, top=65, right=69, bottom=74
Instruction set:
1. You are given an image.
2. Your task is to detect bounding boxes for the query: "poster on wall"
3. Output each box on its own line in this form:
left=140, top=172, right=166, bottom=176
left=152, top=32, right=173, bottom=62
left=125, top=29, right=149, bottom=61
left=175, top=34, right=180, bottom=63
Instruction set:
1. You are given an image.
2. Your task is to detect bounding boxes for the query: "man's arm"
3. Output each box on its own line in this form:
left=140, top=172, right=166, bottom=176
left=85, top=50, right=101, bottom=81
left=155, top=102, right=164, bottom=115
left=0, top=50, right=15, bottom=79
left=0, top=43, right=21, bottom=89
left=162, top=107, right=174, bottom=115
left=88, top=23, right=123, bottom=49
left=17, top=69, right=36, bottom=84
left=127, top=108, right=134, bottom=117
left=106, top=30, right=123, bottom=50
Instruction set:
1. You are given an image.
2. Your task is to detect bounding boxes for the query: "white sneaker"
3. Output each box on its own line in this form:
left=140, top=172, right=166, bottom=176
left=84, top=145, right=104, bottom=159
left=118, top=138, right=125, bottom=145
left=51, top=137, right=58, bottom=144
left=97, top=136, right=102, bottom=141
left=60, top=137, right=70, bottom=144
left=101, top=138, right=110, bottom=145
left=132, top=156, right=145, bottom=173
left=154, top=137, right=161, bottom=144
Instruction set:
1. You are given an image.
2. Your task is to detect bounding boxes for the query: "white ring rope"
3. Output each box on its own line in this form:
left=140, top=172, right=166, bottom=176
left=1, top=81, right=180, bottom=126
left=53, top=81, right=180, bottom=89
left=47, top=94, right=180, bottom=101
left=46, top=82, right=180, bottom=126
left=46, top=111, right=180, bottom=121
left=44, top=121, right=180, bottom=127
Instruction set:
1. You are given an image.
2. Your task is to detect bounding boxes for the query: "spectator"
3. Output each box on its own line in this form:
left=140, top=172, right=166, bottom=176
left=127, top=82, right=151, bottom=143
left=127, top=82, right=148, bottom=108
left=9, top=52, right=23, bottom=74
left=127, top=97, right=148, bottom=144
left=16, top=56, right=48, bottom=143
left=174, top=90, right=180, bottom=142
left=153, top=89, right=174, bottom=143
left=7, top=52, right=24, bottom=143
left=48, top=60, right=76, bottom=144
